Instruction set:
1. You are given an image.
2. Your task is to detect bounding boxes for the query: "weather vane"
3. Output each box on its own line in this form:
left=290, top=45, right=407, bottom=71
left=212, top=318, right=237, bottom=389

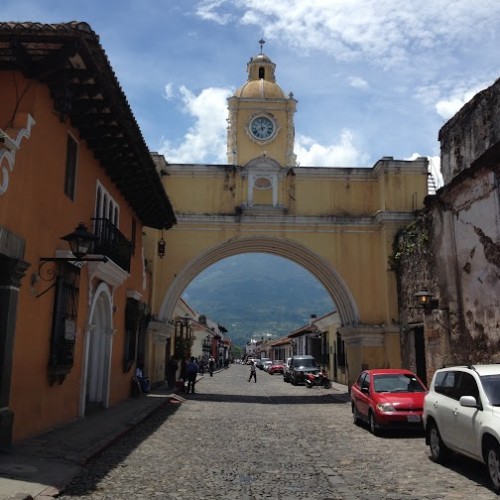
left=258, top=38, right=265, bottom=54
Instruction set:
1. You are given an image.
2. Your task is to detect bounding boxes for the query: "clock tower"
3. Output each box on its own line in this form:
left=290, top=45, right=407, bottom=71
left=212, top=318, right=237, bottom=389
left=227, top=41, right=297, bottom=169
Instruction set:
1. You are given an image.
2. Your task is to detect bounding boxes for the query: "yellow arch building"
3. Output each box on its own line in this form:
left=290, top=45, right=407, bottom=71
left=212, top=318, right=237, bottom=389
left=147, top=47, right=429, bottom=385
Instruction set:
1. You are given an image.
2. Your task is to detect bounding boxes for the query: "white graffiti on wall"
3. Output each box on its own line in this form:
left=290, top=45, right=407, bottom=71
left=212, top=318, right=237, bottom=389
left=0, top=113, right=36, bottom=195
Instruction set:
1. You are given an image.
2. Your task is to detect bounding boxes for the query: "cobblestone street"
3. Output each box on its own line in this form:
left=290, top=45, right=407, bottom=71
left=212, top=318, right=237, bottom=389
left=58, top=365, right=497, bottom=500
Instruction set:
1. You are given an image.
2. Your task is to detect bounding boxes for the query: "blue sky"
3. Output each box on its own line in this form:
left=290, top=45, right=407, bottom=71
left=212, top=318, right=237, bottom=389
left=4, top=1, right=500, bottom=187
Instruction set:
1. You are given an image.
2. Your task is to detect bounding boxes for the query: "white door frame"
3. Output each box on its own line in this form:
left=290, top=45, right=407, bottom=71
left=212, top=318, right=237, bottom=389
left=79, top=282, right=114, bottom=416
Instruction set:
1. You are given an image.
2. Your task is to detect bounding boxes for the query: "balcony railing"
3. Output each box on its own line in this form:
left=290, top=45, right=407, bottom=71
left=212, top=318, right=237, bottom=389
left=92, top=218, right=132, bottom=272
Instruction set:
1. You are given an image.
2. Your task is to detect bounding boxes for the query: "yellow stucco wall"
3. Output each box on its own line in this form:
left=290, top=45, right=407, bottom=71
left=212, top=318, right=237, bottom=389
left=147, top=50, right=428, bottom=381
left=145, top=156, right=427, bottom=382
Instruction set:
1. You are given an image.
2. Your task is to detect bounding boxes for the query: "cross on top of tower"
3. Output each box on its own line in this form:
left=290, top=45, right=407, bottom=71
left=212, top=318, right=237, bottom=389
left=258, top=39, right=265, bottom=54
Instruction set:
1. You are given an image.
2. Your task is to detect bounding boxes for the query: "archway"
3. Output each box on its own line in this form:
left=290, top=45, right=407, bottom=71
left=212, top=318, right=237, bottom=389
left=160, top=235, right=359, bottom=326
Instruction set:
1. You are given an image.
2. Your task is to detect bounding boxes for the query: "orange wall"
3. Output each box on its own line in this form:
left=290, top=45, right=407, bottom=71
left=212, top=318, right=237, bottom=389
left=0, top=73, right=149, bottom=441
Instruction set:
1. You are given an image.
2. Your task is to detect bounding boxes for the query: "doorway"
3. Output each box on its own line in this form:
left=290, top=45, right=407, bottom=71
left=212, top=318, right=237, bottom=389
left=84, top=287, right=112, bottom=414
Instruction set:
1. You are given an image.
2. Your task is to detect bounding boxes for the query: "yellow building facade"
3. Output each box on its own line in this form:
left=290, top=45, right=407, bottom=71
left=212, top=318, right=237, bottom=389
left=148, top=48, right=429, bottom=385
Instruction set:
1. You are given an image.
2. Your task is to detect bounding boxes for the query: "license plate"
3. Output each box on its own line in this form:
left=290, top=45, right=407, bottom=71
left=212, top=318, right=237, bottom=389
left=407, top=415, right=421, bottom=423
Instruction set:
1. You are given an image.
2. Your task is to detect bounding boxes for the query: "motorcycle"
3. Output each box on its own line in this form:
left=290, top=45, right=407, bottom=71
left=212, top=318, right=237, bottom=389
left=304, top=371, right=332, bottom=389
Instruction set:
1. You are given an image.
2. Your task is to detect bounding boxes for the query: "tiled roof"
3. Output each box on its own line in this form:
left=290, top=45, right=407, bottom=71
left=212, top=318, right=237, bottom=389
left=0, top=21, right=176, bottom=229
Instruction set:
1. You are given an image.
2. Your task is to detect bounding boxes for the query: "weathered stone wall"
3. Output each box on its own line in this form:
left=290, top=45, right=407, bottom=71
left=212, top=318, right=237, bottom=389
left=439, top=77, right=500, bottom=184
left=397, top=75, right=500, bottom=377
left=393, top=210, right=449, bottom=383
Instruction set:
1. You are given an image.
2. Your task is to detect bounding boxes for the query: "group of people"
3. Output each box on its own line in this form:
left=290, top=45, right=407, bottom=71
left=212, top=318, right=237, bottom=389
left=163, top=355, right=217, bottom=394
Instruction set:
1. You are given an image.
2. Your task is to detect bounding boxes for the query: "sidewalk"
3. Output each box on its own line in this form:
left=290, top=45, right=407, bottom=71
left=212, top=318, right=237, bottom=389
left=0, top=383, right=179, bottom=500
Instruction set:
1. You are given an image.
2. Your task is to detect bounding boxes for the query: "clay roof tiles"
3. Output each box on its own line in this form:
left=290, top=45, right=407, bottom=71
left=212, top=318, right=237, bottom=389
left=0, top=21, right=176, bottom=229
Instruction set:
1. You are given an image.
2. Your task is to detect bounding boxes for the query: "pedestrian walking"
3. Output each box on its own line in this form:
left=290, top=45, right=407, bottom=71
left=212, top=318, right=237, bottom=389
left=186, top=356, right=198, bottom=394
left=248, top=360, right=257, bottom=383
left=208, top=356, right=215, bottom=377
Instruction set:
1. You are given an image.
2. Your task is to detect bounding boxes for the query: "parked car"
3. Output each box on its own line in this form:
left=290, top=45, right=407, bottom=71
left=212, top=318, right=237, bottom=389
left=256, top=358, right=270, bottom=370
left=423, top=364, right=500, bottom=493
left=351, top=368, right=427, bottom=435
left=283, top=357, right=292, bottom=382
left=263, top=360, right=273, bottom=372
left=268, top=360, right=284, bottom=375
left=289, top=355, right=319, bottom=385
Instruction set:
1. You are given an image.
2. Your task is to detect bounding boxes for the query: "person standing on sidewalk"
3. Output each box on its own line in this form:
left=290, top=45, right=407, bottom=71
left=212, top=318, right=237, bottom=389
left=248, top=360, right=257, bottom=383
left=186, top=357, right=198, bottom=394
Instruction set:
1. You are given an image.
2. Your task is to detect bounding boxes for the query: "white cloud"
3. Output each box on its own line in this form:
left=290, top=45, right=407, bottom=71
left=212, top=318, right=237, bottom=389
left=435, top=86, right=485, bottom=120
left=158, top=83, right=370, bottom=167
left=348, top=76, right=369, bottom=90
left=405, top=153, right=443, bottom=189
left=295, top=130, right=369, bottom=167
left=196, top=0, right=234, bottom=24
left=164, top=82, right=175, bottom=100
left=159, top=85, right=233, bottom=163
left=197, top=0, right=500, bottom=68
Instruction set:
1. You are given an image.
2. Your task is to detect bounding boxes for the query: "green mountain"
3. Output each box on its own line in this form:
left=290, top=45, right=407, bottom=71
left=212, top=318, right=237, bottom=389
left=182, top=253, right=335, bottom=348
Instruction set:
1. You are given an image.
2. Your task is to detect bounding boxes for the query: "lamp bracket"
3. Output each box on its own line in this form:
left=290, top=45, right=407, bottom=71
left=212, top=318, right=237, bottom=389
left=35, top=256, right=108, bottom=298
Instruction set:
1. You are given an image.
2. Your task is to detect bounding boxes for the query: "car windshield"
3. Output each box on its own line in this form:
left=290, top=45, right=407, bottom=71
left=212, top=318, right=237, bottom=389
left=272, top=361, right=283, bottom=365
left=480, top=374, right=500, bottom=406
left=296, top=359, right=317, bottom=367
left=373, top=374, right=426, bottom=393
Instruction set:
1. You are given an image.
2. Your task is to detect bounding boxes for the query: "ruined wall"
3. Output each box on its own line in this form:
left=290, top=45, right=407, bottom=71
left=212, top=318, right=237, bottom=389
left=439, top=77, right=500, bottom=185
left=393, top=210, right=450, bottom=382
left=435, top=169, right=500, bottom=362
left=397, top=75, right=500, bottom=375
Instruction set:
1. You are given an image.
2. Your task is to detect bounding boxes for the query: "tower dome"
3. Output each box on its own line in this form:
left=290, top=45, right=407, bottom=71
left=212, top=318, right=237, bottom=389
left=234, top=51, right=286, bottom=99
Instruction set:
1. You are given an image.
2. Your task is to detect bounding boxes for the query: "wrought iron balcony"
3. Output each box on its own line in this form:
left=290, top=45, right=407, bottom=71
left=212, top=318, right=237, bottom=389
left=91, top=218, right=132, bottom=272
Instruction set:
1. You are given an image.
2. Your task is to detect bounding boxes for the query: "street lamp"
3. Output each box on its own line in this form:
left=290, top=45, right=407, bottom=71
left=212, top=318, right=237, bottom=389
left=414, top=287, right=439, bottom=311
left=36, top=222, right=108, bottom=298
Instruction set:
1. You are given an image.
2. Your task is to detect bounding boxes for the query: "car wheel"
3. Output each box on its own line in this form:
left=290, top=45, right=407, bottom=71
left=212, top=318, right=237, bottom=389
left=486, top=442, right=500, bottom=493
left=369, top=411, right=380, bottom=436
left=352, top=404, right=361, bottom=426
left=428, top=422, right=450, bottom=463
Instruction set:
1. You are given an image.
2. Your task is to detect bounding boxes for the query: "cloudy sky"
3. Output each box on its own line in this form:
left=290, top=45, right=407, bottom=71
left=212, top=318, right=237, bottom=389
left=4, top=1, right=500, bottom=187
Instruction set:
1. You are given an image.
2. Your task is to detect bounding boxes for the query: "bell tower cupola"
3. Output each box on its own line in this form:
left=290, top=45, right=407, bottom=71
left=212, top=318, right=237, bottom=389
left=227, top=40, right=297, bottom=168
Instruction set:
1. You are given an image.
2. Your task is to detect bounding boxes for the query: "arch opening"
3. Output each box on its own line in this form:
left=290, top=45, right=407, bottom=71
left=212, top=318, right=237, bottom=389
left=160, top=236, right=359, bottom=328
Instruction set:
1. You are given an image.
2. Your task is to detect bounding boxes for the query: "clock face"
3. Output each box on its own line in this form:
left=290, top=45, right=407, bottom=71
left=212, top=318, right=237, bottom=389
left=250, top=116, right=275, bottom=140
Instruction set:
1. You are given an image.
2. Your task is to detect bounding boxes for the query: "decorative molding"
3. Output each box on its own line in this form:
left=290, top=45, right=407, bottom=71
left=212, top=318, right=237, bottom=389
left=339, top=324, right=400, bottom=347
left=87, top=256, right=129, bottom=289
left=0, top=113, right=36, bottom=196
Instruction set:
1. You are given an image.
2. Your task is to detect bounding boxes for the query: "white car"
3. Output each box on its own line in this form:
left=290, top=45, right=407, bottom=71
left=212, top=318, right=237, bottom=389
left=262, top=360, right=273, bottom=372
left=423, top=364, right=500, bottom=493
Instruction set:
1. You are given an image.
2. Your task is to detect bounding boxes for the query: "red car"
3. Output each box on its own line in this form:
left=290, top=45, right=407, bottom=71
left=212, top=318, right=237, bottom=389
left=351, top=368, right=427, bottom=435
left=268, top=360, right=284, bottom=375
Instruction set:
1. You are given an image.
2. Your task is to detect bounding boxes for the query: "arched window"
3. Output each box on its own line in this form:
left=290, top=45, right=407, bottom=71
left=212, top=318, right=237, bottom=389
left=95, top=187, right=102, bottom=218
left=259, top=66, right=265, bottom=79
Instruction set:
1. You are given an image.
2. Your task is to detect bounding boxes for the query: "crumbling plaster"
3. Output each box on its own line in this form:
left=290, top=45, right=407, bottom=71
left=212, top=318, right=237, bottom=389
left=397, top=76, right=500, bottom=371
